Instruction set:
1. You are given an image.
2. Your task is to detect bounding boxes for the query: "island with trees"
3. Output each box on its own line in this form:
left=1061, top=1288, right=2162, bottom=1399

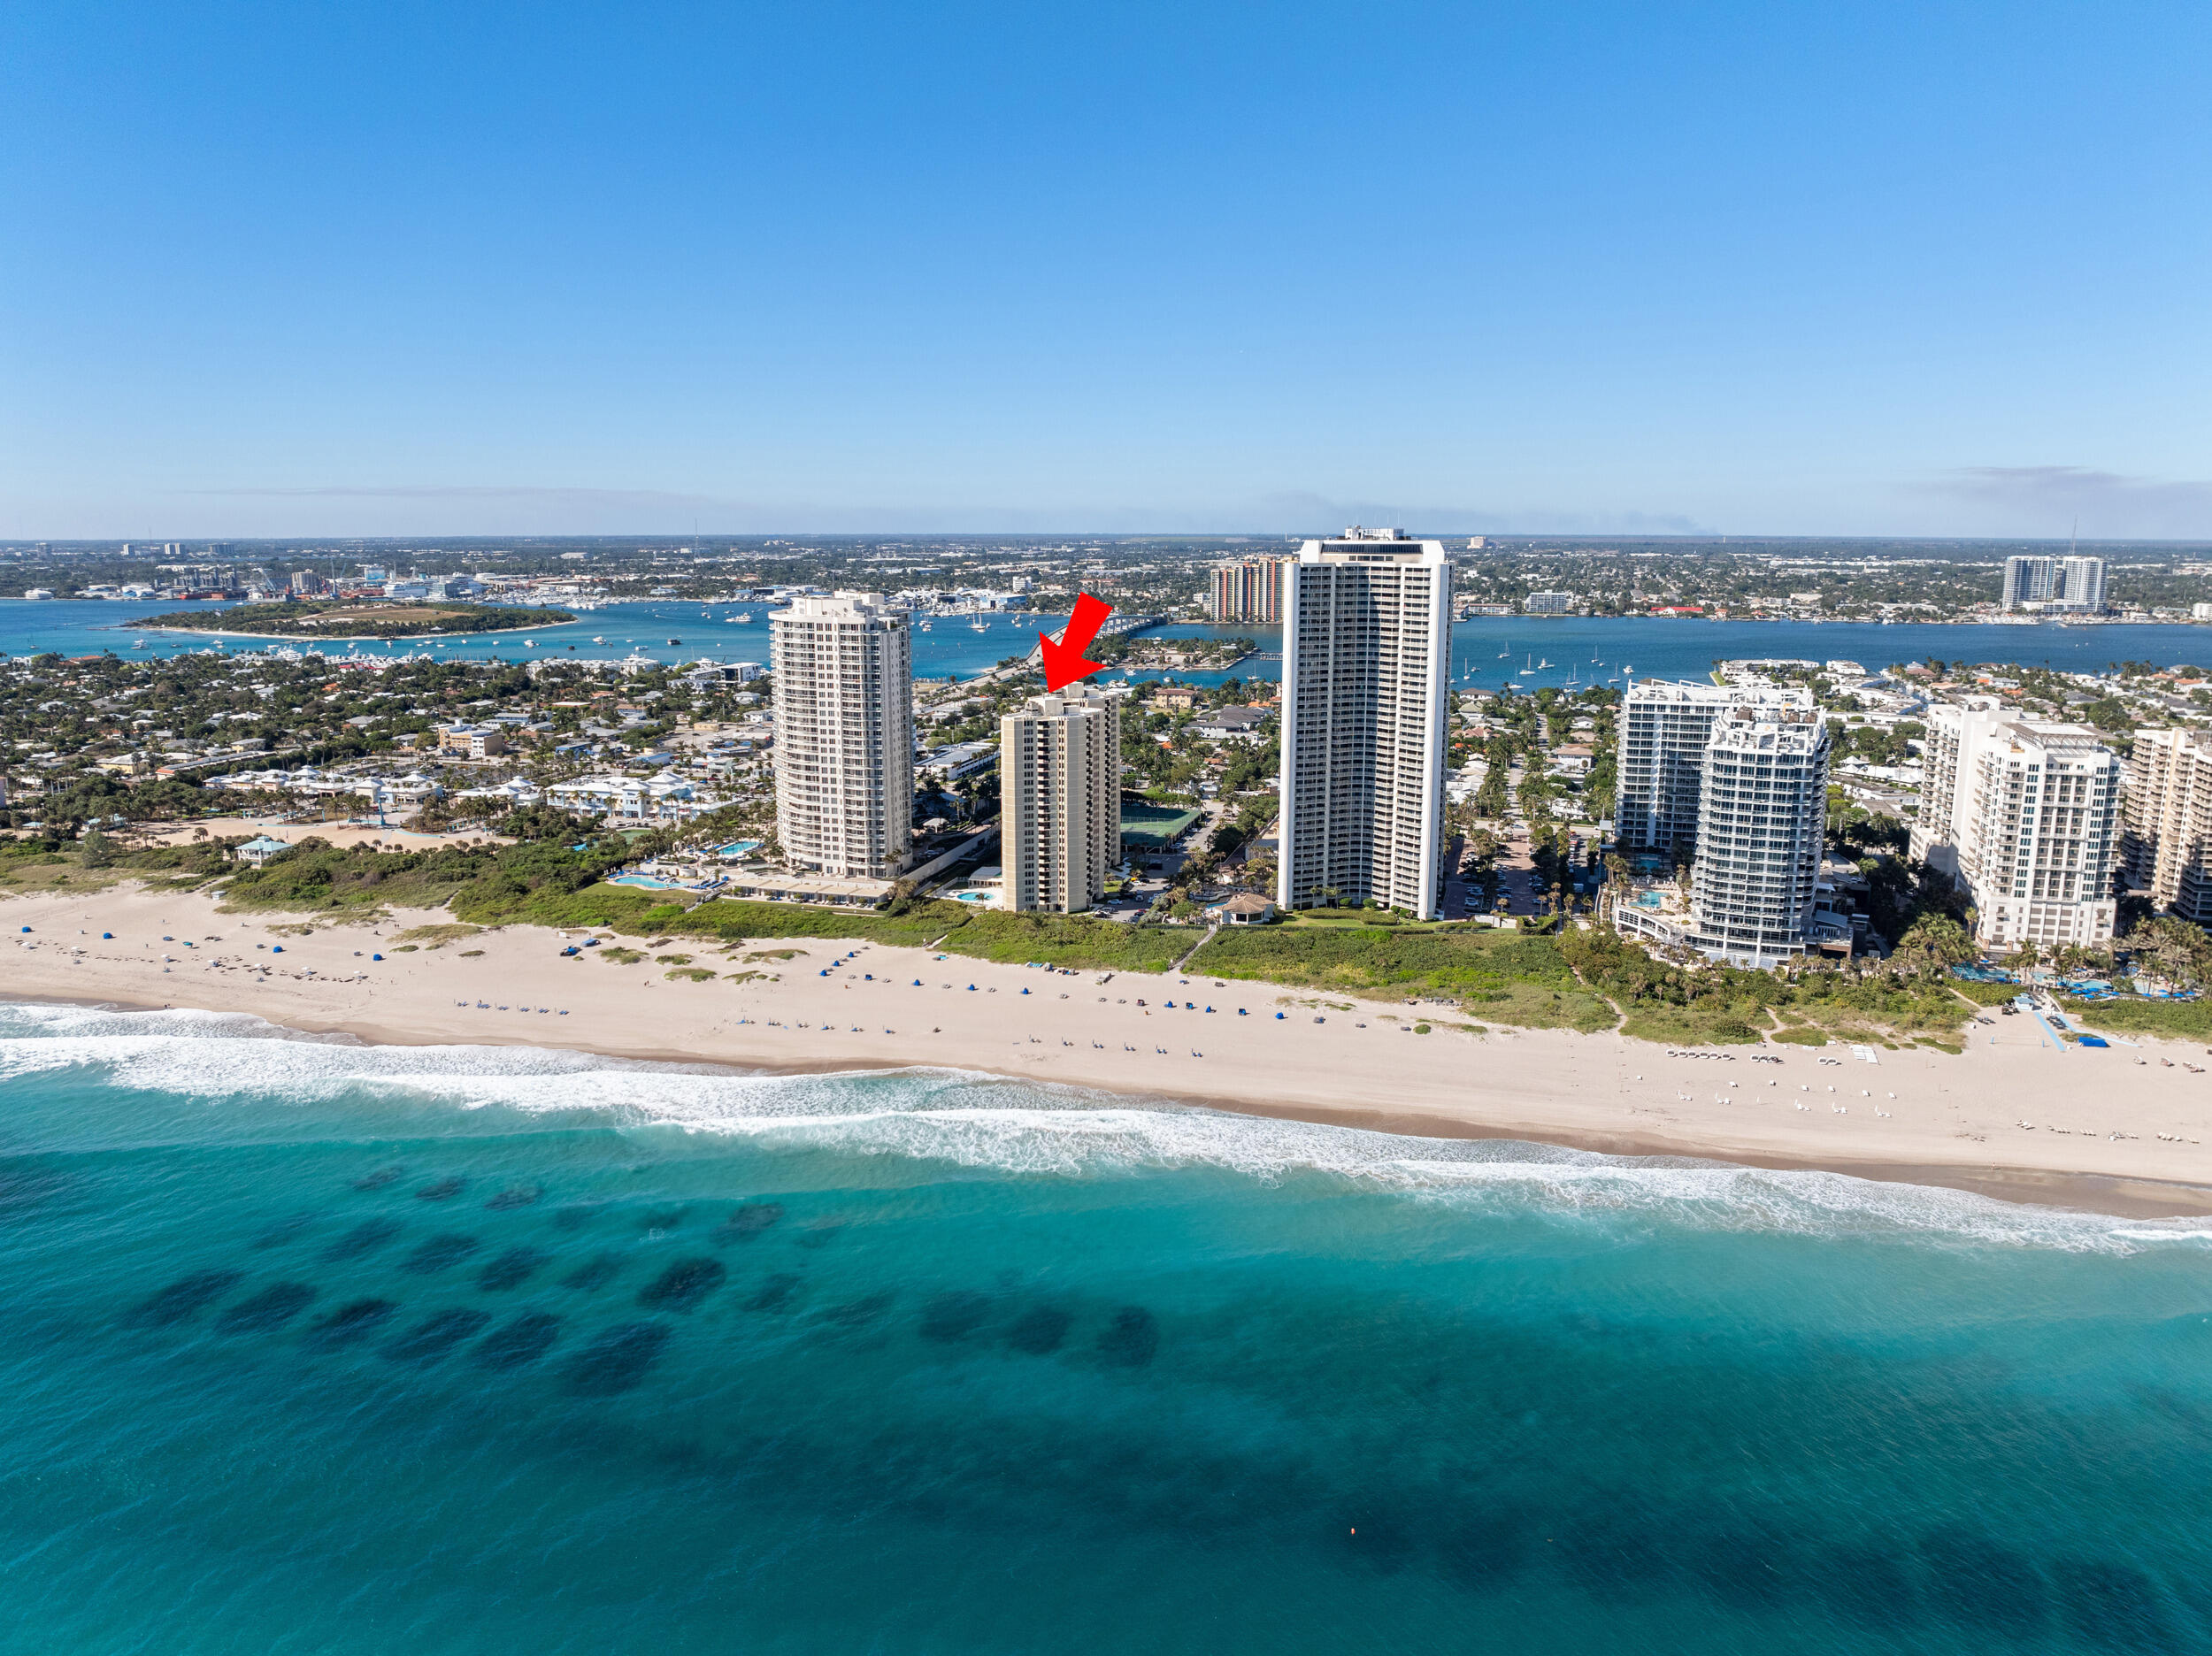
left=127, top=600, right=575, bottom=640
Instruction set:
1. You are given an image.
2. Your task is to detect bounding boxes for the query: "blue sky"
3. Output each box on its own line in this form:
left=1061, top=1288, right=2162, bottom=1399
left=4, top=1, right=2207, bottom=539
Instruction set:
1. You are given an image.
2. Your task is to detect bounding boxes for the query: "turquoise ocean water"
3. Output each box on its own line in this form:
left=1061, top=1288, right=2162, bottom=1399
left=4, top=999, right=2211, bottom=1653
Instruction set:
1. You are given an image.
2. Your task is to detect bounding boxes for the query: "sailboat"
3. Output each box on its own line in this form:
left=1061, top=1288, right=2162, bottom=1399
left=1498, top=649, right=1509, bottom=658
left=1536, top=657, right=1550, bottom=670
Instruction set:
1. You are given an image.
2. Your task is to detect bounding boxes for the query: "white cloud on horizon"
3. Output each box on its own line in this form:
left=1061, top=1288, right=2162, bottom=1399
left=6, top=471, right=2208, bottom=540
left=1908, top=466, right=2212, bottom=539
left=45, top=482, right=1708, bottom=540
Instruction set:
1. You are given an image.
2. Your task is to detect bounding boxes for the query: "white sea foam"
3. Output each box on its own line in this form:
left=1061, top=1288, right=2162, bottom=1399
left=1, top=1000, right=2204, bottom=1254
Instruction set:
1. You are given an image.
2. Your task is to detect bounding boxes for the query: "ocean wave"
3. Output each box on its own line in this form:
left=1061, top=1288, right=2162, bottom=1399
left=0, top=1000, right=2202, bottom=1254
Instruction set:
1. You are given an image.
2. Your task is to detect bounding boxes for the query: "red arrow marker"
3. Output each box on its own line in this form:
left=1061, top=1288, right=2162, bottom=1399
left=1039, top=592, right=1114, bottom=693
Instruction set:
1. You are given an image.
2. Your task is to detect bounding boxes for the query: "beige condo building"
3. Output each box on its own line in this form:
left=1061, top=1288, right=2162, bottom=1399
left=1001, top=691, right=1122, bottom=912
left=2123, top=725, right=2212, bottom=924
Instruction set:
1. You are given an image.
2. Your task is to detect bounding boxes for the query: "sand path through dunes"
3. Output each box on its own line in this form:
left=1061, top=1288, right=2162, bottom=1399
left=4, top=882, right=2211, bottom=1215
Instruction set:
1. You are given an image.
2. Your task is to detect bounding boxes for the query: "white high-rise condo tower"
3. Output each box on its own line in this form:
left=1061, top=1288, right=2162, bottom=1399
left=770, top=592, right=914, bottom=879
left=2001, top=556, right=2056, bottom=610
left=1277, top=528, right=1451, bottom=918
left=1617, top=681, right=1816, bottom=867
left=1002, top=691, right=1122, bottom=913
left=1684, top=702, right=1831, bottom=964
left=1911, top=697, right=2118, bottom=949
left=2057, top=555, right=2107, bottom=612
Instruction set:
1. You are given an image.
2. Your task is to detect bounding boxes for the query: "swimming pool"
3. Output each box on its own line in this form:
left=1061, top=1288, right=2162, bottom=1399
left=717, top=840, right=763, bottom=857
left=611, top=875, right=682, bottom=890
left=951, top=890, right=997, bottom=904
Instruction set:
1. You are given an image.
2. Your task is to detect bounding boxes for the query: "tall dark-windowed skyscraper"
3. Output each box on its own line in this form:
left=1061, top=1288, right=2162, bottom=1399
left=1275, top=529, right=1450, bottom=918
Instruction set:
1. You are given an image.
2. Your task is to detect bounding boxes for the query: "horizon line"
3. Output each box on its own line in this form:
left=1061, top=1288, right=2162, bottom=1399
left=11, top=531, right=2212, bottom=548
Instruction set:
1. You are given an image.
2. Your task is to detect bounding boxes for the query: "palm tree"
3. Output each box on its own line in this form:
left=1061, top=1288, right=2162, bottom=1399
left=1897, top=912, right=1973, bottom=973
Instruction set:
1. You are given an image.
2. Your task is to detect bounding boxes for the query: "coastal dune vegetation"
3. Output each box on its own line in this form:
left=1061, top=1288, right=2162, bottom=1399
left=188, top=831, right=1193, bottom=969
left=1189, top=923, right=1617, bottom=1031
left=3, top=819, right=2180, bottom=1052
left=1557, top=924, right=1983, bottom=1049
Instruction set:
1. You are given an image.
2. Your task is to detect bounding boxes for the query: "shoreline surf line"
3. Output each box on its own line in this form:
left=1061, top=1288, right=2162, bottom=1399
left=10, top=986, right=2212, bottom=1222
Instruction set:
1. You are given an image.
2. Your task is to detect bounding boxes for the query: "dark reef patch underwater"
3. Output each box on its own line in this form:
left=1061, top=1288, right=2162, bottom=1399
left=4, top=1000, right=2212, bottom=1653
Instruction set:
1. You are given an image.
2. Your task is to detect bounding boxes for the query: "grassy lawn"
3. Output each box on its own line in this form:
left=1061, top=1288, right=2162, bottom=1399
left=1277, top=907, right=1468, bottom=932
left=1186, top=924, right=1617, bottom=1030
left=0, top=855, right=136, bottom=895
left=933, top=909, right=1190, bottom=972
left=2062, top=996, right=2212, bottom=1042
left=450, top=884, right=964, bottom=948
left=1952, top=979, right=2024, bottom=1007
left=1617, top=1002, right=1769, bottom=1046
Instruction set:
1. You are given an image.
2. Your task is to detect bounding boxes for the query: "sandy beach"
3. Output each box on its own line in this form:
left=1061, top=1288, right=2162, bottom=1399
left=6, top=879, right=2212, bottom=1216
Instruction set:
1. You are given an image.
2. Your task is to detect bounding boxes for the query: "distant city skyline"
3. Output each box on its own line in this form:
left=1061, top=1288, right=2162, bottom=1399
left=4, top=2, right=2207, bottom=540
